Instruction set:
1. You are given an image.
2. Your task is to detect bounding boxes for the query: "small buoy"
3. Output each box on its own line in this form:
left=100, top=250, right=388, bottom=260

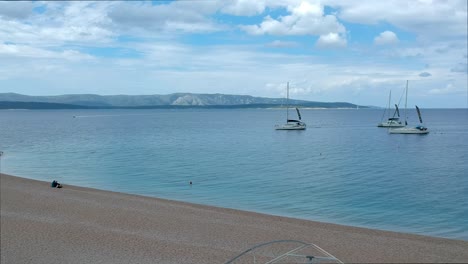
left=189, top=181, right=192, bottom=185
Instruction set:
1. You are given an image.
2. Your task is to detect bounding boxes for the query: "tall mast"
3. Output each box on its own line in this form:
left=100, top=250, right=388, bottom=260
left=387, top=90, right=392, bottom=119
left=286, top=82, right=289, bottom=121
left=404, top=80, right=408, bottom=125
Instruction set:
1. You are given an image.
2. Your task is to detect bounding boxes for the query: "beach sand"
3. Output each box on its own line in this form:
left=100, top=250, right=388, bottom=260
left=1, top=173, right=467, bottom=264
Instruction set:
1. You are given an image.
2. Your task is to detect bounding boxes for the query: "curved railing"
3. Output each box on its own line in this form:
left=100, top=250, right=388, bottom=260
left=225, top=239, right=343, bottom=264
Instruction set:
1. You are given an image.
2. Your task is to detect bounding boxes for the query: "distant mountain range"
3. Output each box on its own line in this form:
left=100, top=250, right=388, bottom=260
left=0, top=93, right=363, bottom=109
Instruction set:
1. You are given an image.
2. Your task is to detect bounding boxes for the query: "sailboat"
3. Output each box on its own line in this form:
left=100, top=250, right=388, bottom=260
left=389, top=81, right=429, bottom=134
left=275, top=82, right=306, bottom=130
left=377, top=90, right=404, bottom=127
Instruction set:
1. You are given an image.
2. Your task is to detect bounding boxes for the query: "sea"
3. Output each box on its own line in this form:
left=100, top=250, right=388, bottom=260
left=1, top=108, right=467, bottom=241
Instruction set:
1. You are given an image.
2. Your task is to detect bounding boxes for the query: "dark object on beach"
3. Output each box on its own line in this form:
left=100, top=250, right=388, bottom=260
left=51, top=180, right=62, bottom=188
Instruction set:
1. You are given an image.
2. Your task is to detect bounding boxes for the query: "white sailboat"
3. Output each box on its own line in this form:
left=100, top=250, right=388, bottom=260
left=275, top=82, right=306, bottom=130
left=389, top=81, right=429, bottom=134
left=377, top=90, right=404, bottom=127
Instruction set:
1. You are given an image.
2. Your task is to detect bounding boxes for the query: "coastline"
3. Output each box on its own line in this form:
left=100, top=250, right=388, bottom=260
left=1, top=173, right=467, bottom=263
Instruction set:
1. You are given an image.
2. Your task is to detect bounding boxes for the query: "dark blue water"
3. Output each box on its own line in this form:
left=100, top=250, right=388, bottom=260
left=1, top=109, right=467, bottom=240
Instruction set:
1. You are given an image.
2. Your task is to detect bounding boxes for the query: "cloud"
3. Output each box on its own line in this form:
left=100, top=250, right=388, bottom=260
left=266, top=40, right=299, bottom=48
left=316, top=33, right=347, bottom=48
left=451, top=63, right=467, bottom=73
left=0, top=43, right=94, bottom=61
left=221, top=0, right=266, bottom=16
left=0, top=2, right=117, bottom=46
left=0, top=2, right=35, bottom=19
left=329, top=0, right=467, bottom=40
left=108, top=2, right=222, bottom=34
left=419, top=72, right=431, bottom=77
left=378, top=41, right=467, bottom=80
left=240, top=2, right=345, bottom=36
left=428, top=83, right=458, bottom=95
left=374, top=31, right=399, bottom=45
left=292, top=1, right=323, bottom=17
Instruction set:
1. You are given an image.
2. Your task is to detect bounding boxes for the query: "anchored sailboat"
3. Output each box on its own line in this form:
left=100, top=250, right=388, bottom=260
left=389, top=81, right=429, bottom=134
left=275, top=82, right=306, bottom=130
left=377, top=90, right=404, bottom=128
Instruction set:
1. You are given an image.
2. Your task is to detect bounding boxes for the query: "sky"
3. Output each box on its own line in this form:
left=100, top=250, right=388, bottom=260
left=0, top=0, right=467, bottom=108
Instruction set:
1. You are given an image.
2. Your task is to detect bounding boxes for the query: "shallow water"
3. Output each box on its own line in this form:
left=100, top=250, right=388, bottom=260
left=1, top=108, right=467, bottom=240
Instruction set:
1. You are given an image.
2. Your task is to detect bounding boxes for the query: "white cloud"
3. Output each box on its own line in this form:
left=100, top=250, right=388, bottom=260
left=0, top=1, right=224, bottom=49
left=292, top=1, right=323, bottom=17
left=374, top=31, right=399, bottom=45
left=266, top=40, right=299, bottom=48
left=108, top=1, right=222, bottom=34
left=0, top=2, right=116, bottom=47
left=240, top=1, right=345, bottom=36
left=0, top=1, right=35, bottom=19
left=428, top=83, right=458, bottom=95
left=0, top=43, right=94, bottom=61
left=316, top=33, right=347, bottom=48
left=326, top=0, right=467, bottom=40
left=242, top=16, right=286, bottom=35
left=221, top=0, right=266, bottom=16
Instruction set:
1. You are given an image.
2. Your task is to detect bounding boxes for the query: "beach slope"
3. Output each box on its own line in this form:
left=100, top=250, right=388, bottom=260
left=1, top=173, right=467, bottom=263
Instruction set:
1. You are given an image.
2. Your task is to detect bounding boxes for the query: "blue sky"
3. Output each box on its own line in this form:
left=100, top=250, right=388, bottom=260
left=0, top=0, right=467, bottom=108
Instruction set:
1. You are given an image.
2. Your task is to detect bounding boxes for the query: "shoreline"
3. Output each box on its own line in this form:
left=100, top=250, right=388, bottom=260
left=2, top=173, right=468, bottom=263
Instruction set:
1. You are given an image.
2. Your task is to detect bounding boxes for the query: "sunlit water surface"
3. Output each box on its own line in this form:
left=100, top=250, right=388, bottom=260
left=1, top=108, right=467, bottom=240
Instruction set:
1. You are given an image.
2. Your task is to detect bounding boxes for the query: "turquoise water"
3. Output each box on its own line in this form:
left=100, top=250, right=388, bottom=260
left=1, top=109, right=467, bottom=240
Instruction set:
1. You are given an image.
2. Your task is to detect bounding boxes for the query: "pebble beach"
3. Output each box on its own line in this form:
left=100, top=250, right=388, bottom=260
left=1, top=173, right=467, bottom=263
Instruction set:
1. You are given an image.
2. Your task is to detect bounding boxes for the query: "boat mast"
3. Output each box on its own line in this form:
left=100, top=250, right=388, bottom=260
left=387, top=90, right=392, bottom=119
left=286, top=82, right=289, bottom=121
left=404, top=80, right=408, bottom=125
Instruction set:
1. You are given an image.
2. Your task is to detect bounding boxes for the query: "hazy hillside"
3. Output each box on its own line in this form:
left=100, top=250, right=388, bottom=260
left=0, top=93, right=361, bottom=109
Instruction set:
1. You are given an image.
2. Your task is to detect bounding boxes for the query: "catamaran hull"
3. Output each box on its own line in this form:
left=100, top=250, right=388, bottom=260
left=275, top=124, right=306, bottom=130
left=389, top=127, right=429, bottom=134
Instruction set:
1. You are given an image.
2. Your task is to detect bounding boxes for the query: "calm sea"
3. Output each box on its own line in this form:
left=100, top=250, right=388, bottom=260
left=1, top=108, right=467, bottom=240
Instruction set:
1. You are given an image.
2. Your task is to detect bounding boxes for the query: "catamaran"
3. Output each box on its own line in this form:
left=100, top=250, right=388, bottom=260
left=377, top=90, right=404, bottom=128
left=389, top=81, right=429, bottom=134
left=275, top=82, right=306, bottom=130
